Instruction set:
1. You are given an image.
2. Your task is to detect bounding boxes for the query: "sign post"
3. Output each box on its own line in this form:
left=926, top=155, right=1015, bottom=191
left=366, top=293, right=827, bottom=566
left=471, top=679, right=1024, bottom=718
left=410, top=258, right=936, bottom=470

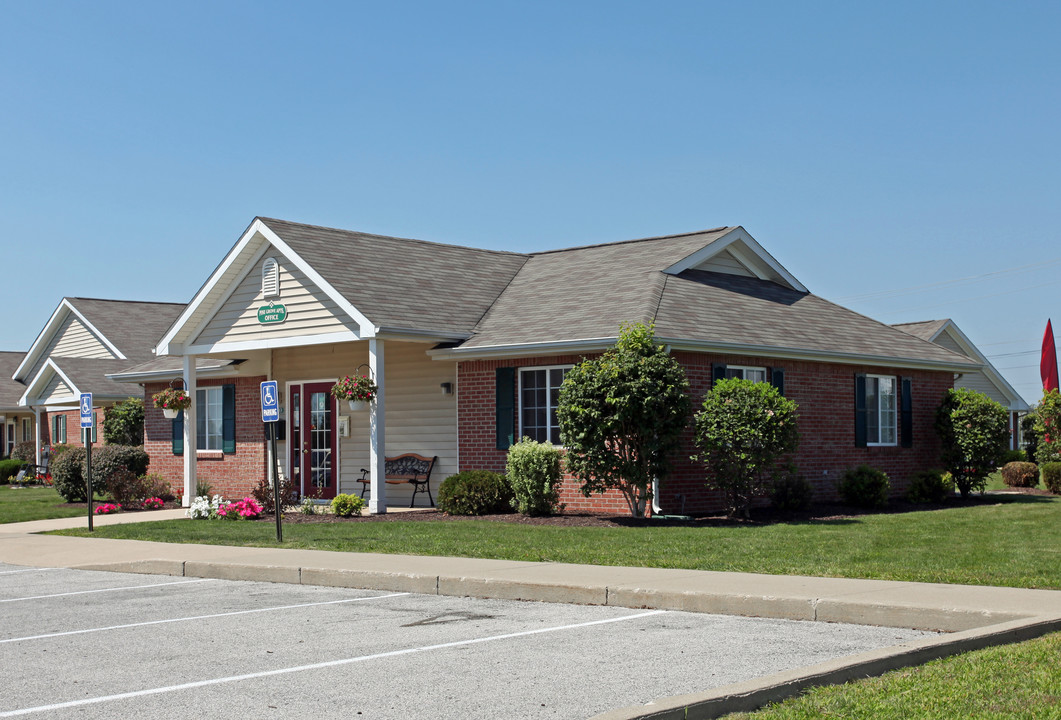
left=80, top=393, right=94, bottom=531
left=260, top=381, right=282, bottom=542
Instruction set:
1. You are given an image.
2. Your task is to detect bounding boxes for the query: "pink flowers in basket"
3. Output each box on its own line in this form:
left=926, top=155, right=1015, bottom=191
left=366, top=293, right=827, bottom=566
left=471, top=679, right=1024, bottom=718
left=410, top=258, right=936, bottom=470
left=216, top=497, right=264, bottom=520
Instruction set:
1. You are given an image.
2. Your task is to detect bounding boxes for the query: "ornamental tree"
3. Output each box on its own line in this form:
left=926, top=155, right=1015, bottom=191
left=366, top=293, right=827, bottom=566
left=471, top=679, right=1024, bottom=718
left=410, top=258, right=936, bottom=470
left=1033, top=390, right=1061, bottom=464
left=935, top=387, right=1009, bottom=498
left=557, top=323, right=691, bottom=518
left=693, top=378, right=799, bottom=519
left=103, top=397, right=144, bottom=446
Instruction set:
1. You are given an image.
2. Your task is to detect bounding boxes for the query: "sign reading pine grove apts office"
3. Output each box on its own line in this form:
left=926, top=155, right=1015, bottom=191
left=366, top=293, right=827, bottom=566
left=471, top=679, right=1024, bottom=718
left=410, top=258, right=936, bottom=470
left=257, top=303, right=287, bottom=324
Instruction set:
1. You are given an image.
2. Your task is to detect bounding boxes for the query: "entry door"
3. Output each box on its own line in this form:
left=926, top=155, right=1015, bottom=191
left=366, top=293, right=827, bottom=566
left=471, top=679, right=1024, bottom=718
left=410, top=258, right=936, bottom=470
left=290, top=382, right=338, bottom=500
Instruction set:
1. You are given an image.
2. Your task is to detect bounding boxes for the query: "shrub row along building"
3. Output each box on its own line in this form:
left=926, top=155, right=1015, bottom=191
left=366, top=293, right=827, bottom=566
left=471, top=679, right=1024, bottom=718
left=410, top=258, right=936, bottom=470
left=3, top=218, right=1029, bottom=513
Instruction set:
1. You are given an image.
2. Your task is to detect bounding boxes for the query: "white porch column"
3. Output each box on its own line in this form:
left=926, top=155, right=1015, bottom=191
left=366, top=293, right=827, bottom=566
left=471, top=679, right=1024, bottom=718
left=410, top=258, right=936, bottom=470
left=33, top=407, right=41, bottom=468
left=368, top=338, right=387, bottom=514
left=182, top=355, right=198, bottom=507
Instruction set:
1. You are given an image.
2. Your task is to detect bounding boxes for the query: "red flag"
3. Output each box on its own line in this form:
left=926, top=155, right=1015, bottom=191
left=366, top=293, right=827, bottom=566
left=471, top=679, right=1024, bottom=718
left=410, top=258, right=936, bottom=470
left=1042, top=319, right=1059, bottom=393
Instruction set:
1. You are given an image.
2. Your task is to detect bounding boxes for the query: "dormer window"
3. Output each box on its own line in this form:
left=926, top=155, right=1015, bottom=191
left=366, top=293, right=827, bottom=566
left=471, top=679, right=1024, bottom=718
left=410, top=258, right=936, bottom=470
left=262, top=257, right=280, bottom=297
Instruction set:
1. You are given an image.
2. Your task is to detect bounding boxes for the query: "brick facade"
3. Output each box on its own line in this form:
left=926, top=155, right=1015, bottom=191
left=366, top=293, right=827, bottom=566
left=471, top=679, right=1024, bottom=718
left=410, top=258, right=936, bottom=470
left=144, top=376, right=267, bottom=501
left=457, top=352, right=953, bottom=515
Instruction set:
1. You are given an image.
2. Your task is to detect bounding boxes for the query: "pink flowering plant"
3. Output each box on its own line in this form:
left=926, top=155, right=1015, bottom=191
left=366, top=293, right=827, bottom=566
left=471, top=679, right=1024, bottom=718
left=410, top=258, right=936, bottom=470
left=330, top=374, right=377, bottom=403
left=215, top=497, right=264, bottom=520
left=152, top=387, right=191, bottom=411
left=94, top=503, right=122, bottom=515
left=141, top=497, right=165, bottom=510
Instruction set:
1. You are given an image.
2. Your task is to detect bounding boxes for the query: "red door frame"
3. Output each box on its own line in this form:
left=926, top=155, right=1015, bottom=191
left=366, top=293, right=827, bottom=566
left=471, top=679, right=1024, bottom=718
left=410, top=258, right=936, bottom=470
left=288, top=382, right=338, bottom=500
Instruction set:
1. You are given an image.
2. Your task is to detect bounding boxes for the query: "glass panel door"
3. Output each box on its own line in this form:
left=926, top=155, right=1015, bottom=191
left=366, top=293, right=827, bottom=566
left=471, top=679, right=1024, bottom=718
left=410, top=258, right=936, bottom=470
left=301, top=383, right=337, bottom=500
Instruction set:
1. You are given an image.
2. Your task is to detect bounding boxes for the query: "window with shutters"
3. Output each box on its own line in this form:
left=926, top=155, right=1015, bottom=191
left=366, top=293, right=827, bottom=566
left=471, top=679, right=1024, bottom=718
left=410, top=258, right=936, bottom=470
left=724, top=365, right=767, bottom=383
left=196, top=387, right=224, bottom=450
left=262, top=257, right=280, bottom=297
left=52, top=414, right=66, bottom=444
left=518, top=366, right=571, bottom=445
left=864, top=374, right=897, bottom=446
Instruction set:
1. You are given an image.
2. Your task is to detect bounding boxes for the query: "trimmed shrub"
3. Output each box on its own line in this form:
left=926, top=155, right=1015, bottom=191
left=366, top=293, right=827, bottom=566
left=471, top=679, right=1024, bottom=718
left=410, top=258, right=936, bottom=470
left=252, top=475, right=299, bottom=513
left=0, top=459, right=27, bottom=484
left=437, top=470, right=513, bottom=516
left=770, top=473, right=813, bottom=513
left=331, top=494, right=365, bottom=518
left=91, top=445, right=149, bottom=483
left=52, top=447, right=88, bottom=502
left=51, top=443, right=72, bottom=459
left=103, top=468, right=150, bottom=506
left=839, top=465, right=890, bottom=509
left=11, top=442, right=35, bottom=462
left=906, top=469, right=952, bottom=504
left=1041, top=462, right=1061, bottom=494
left=1001, top=461, right=1040, bottom=488
left=141, top=473, right=174, bottom=501
left=506, top=438, right=563, bottom=516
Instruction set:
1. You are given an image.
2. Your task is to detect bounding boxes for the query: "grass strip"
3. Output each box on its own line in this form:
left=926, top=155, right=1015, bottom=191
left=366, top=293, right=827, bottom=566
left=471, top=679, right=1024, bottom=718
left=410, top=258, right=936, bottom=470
left=0, top=486, right=86, bottom=524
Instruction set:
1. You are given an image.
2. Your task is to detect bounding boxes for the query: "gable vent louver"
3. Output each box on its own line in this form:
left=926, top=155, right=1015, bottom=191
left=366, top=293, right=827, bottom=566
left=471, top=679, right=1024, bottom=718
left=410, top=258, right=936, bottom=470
left=262, top=257, right=280, bottom=297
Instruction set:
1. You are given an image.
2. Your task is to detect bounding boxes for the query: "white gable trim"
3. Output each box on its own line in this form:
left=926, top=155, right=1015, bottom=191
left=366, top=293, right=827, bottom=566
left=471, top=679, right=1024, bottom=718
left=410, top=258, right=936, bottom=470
left=664, top=227, right=808, bottom=293
left=18, top=359, right=81, bottom=407
left=156, top=218, right=375, bottom=356
left=13, top=299, right=124, bottom=381
left=186, top=330, right=361, bottom=355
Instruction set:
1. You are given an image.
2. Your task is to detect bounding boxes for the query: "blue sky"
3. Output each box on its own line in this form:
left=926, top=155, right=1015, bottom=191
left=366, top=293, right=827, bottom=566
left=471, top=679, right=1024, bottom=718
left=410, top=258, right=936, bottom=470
left=3, top=1, right=1059, bottom=403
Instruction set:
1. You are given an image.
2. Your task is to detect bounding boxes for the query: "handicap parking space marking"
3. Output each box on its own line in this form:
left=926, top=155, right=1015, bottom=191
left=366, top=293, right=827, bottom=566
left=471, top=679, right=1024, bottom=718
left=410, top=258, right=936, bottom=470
left=0, top=577, right=212, bottom=603
left=0, top=609, right=667, bottom=718
left=0, top=592, right=411, bottom=645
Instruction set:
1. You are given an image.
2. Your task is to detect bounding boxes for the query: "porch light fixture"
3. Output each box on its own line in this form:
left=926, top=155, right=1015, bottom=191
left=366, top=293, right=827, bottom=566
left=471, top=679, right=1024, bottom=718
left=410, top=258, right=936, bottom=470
left=440, top=382, right=453, bottom=396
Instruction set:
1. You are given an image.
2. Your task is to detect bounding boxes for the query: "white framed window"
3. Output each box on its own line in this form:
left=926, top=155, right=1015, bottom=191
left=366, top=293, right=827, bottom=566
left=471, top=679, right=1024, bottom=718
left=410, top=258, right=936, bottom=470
left=22, top=419, right=30, bottom=442
left=196, top=387, right=224, bottom=450
left=518, top=365, right=571, bottom=445
left=52, top=415, right=67, bottom=444
left=262, top=257, right=280, bottom=297
left=725, top=365, right=768, bottom=383
left=865, top=374, right=897, bottom=446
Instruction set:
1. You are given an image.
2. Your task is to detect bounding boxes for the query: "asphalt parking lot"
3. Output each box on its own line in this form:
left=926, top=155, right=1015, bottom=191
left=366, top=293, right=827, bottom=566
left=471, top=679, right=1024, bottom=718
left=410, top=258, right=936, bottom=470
left=0, top=562, right=933, bottom=719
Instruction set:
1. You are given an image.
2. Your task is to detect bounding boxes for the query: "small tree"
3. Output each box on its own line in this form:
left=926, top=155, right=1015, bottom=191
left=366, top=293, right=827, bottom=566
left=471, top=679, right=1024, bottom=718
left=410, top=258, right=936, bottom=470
left=1020, top=409, right=1039, bottom=461
left=1033, top=390, right=1061, bottom=464
left=935, top=388, right=1009, bottom=498
left=557, top=323, right=691, bottom=517
left=693, top=378, right=799, bottom=518
left=104, top=397, right=144, bottom=446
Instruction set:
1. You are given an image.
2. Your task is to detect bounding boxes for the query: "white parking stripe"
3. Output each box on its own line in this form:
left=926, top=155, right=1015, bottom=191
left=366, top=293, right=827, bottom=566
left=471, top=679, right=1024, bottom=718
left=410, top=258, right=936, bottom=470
left=1, top=592, right=410, bottom=644
left=0, top=568, right=58, bottom=576
left=0, top=609, right=667, bottom=717
left=0, top=578, right=210, bottom=603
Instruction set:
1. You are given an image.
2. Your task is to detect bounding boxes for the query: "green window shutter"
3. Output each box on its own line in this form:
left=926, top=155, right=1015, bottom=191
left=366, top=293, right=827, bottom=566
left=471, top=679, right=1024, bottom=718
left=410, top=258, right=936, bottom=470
left=495, top=367, right=515, bottom=450
left=769, top=367, right=785, bottom=395
left=222, top=384, right=236, bottom=455
left=172, top=411, right=183, bottom=456
left=854, top=374, right=868, bottom=447
left=900, top=377, right=913, bottom=448
left=712, top=363, right=727, bottom=387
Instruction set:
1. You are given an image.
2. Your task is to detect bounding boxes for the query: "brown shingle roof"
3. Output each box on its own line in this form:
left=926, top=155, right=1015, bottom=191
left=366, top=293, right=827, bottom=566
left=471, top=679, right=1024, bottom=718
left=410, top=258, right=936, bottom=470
left=0, top=352, right=27, bottom=408
left=66, top=298, right=185, bottom=363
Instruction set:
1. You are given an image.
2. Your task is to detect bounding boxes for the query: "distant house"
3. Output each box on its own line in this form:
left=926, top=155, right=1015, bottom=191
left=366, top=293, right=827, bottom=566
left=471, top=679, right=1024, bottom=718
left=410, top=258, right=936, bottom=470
left=0, top=352, right=31, bottom=458
left=893, top=319, right=1030, bottom=450
left=12, top=298, right=184, bottom=466
left=112, top=217, right=978, bottom=514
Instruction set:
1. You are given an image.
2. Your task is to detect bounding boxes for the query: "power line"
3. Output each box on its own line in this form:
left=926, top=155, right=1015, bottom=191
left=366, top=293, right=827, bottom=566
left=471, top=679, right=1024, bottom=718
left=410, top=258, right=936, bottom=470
left=887, top=279, right=1056, bottom=314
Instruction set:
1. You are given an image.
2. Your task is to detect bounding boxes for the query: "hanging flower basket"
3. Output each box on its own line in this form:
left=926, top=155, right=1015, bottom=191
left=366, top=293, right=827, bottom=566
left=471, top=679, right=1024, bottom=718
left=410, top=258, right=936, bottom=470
left=331, top=374, right=377, bottom=411
left=153, top=387, right=191, bottom=418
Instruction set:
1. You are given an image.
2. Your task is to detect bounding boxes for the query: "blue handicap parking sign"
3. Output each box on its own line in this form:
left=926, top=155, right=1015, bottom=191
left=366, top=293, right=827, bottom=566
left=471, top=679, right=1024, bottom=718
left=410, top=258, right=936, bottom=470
left=79, top=393, right=94, bottom=429
left=260, top=381, right=279, bottom=423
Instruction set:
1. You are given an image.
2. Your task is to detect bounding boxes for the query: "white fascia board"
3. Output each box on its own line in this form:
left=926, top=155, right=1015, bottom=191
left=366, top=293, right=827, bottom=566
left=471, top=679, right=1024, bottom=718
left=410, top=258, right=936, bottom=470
left=659, top=337, right=981, bottom=373
left=18, top=359, right=81, bottom=407
left=186, top=330, right=360, bottom=356
left=937, top=322, right=1030, bottom=411
left=15, top=299, right=128, bottom=381
left=64, top=300, right=127, bottom=360
left=106, top=365, right=240, bottom=384
left=663, top=227, right=809, bottom=293
left=428, top=337, right=619, bottom=361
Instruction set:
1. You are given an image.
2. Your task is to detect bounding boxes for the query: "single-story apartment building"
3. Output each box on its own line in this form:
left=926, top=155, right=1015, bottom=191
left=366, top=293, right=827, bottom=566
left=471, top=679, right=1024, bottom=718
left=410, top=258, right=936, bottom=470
left=111, top=217, right=980, bottom=514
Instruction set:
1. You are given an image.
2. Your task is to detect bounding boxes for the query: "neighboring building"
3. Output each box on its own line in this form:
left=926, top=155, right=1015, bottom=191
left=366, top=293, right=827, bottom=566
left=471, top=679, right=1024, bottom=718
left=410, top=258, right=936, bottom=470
left=13, top=298, right=185, bottom=466
left=112, top=217, right=978, bottom=514
left=893, top=319, right=1030, bottom=450
left=0, top=352, right=31, bottom=458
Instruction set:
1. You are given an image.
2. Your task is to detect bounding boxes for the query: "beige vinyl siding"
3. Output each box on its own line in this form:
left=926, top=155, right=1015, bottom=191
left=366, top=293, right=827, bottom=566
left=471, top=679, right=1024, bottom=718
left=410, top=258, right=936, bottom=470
left=272, top=341, right=457, bottom=505
left=931, top=331, right=1014, bottom=409
left=22, top=314, right=115, bottom=382
left=693, top=248, right=755, bottom=277
left=933, top=333, right=968, bottom=357
left=193, top=252, right=359, bottom=347
left=39, top=372, right=73, bottom=404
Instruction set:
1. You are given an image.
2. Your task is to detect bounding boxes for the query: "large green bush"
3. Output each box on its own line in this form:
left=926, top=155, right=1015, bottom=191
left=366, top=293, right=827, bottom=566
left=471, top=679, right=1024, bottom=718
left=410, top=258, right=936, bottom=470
left=1041, top=462, right=1061, bottom=494
left=839, top=465, right=890, bottom=508
left=437, top=470, right=512, bottom=515
left=1034, top=391, right=1061, bottom=464
left=936, top=388, right=1009, bottom=498
left=0, top=459, right=27, bottom=484
left=51, top=447, right=88, bottom=502
left=693, top=377, right=800, bottom=518
left=91, top=445, right=150, bottom=482
left=11, top=442, right=35, bottom=462
left=103, top=397, right=144, bottom=446
left=506, top=438, right=563, bottom=516
left=1001, top=461, right=1039, bottom=488
left=557, top=323, right=691, bottom=517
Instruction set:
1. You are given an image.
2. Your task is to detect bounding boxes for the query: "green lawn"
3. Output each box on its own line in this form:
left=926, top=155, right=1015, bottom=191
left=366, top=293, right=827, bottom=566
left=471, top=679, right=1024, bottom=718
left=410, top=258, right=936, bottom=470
left=53, top=494, right=1061, bottom=589
left=0, top=485, right=88, bottom=524
left=725, top=631, right=1061, bottom=719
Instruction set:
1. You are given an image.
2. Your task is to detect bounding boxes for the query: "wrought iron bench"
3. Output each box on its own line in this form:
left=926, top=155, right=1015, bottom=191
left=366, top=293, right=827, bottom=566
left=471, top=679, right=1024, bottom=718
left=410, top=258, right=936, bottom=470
left=358, top=453, right=438, bottom=508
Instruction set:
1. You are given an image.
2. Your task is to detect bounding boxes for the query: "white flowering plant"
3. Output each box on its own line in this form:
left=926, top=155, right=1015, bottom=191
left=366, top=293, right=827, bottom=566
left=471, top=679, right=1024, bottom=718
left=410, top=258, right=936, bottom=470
left=187, top=494, right=224, bottom=519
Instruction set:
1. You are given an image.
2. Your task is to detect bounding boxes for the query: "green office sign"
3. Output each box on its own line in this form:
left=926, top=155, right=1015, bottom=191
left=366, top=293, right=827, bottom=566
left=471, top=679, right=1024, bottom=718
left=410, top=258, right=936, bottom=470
left=258, top=303, right=288, bottom=325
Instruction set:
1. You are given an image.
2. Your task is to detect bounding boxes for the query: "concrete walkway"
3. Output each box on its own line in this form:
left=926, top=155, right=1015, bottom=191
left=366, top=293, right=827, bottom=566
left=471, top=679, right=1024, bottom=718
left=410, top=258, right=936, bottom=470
left=2, top=511, right=1060, bottom=719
